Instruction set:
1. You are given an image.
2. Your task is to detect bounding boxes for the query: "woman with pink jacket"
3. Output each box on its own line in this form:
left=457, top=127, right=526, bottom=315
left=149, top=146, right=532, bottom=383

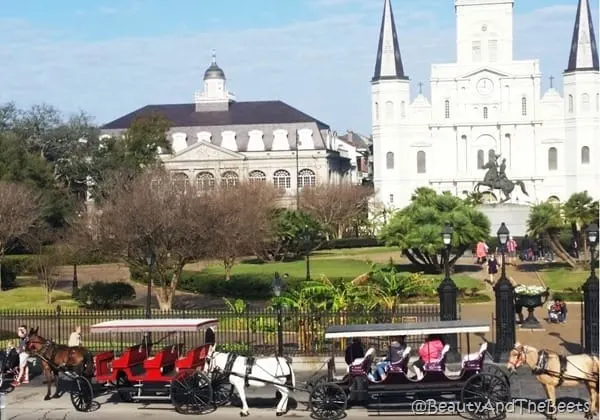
left=411, top=335, right=444, bottom=380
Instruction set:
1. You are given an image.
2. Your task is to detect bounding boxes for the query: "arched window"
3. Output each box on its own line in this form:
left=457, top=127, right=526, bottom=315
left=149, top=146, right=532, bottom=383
left=521, top=97, right=527, bottom=116
left=386, top=151, right=394, bottom=169
left=483, top=107, right=488, bottom=119
left=581, top=146, right=590, bottom=164
left=273, top=169, right=291, bottom=189
left=196, top=172, right=215, bottom=191
left=568, top=94, right=574, bottom=113
left=477, top=150, right=485, bottom=169
left=417, top=151, right=426, bottom=174
left=444, top=100, right=450, bottom=119
left=221, top=171, right=239, bottom=188
left=374, top=102, right=379, bottom=120
left=298, top=169, right=316, bottom=188
left=548, top=147, right=558, bottom=171
left=171, top=172, right=189, bottom=194
left=400, top=101, right=406, bottom=118
left=596, top=93, right=599, bottom=112
left=385, top=101, right=394, bottom=119
left=248, top=170, right=266, bottom=183
left=582, top=93, right=590, bottom=111
left=389, top=194, right=394, bottom=204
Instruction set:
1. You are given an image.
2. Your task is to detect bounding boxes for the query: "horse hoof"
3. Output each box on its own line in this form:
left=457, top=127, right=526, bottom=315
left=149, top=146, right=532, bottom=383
left=52, top=394, right=60, bottom=399
left=44, top=396, right=51, bottom=401
left=276, top=412, right=284, bottom=417
left=240, top=412, right=249, bottom=417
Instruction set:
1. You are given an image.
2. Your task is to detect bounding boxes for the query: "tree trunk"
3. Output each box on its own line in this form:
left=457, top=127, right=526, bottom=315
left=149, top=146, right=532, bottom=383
left=548, top=235, right=577, bottom=268
left=223, top=257, right=234, bottom=281
left=155, top=288, right=173, bottom=311
left=46, top=285, right=52, bottom=304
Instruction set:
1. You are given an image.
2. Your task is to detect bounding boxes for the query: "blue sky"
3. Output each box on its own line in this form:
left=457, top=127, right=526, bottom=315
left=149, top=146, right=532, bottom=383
left=0, top=0, right=598, bottom=134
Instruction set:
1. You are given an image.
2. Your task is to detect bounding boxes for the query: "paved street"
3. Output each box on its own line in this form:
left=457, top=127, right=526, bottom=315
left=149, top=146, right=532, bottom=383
left=1, top=369, right=594, bottom=420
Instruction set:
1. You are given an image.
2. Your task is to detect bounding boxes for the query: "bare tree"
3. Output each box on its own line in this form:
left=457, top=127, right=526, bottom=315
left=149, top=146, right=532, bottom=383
left=208, top=182, right=279, bottom=280
left=299, top=183, right=373, bottom=239
left=0, top=182, right=42, bottom=291
left=75, top=169, right=215, bottom=310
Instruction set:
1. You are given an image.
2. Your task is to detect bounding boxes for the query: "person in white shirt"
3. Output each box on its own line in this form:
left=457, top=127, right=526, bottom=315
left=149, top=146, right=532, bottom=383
left=68, top=326, right=82, bottom=347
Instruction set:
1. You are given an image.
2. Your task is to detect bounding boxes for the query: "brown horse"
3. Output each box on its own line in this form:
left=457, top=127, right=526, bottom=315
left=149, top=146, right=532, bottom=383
left=25, top=327, right=94, bottom=400
left=507, top=342, right=599, bottom=420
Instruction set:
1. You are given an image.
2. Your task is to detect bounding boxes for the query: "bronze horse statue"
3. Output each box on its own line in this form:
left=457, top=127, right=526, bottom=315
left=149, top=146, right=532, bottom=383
left=474, top=177, right=528, bottom=204
left=26, top=327, right=94, bottom=401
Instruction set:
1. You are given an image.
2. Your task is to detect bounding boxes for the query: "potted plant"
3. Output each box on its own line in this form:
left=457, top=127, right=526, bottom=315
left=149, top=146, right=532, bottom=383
left=514, top=285, right=550, bottom=328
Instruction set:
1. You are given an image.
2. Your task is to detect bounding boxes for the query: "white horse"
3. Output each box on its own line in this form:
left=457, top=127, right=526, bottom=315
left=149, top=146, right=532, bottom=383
left=205, top=350, right=296, bottom=417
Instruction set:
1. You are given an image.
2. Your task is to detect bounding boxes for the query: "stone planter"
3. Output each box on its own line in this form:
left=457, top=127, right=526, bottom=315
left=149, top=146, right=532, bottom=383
left=515, top=290, right=550, bottom=329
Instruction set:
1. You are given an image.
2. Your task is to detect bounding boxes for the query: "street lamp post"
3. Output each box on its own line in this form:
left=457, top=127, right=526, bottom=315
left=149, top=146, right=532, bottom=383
left=303, top=225, right=311, bottom=281
left=582, top=223, right=599, bottom=355
left=72, top=264, right=78, bottom=297
left=438, top=223, right=458, bottom=349
left=272, top=272, right=285, bottom=357
left=493, top=222, right=516, bottom=362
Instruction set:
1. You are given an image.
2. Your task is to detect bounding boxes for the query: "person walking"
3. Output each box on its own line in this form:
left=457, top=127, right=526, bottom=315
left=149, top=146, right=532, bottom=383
left=475, top=241, right=488, bottom=264
left=506, top=236, right=517, bottom=264
left=68, top=326, right=82, bottom=347
left=487, top=254, right=499, bottom=284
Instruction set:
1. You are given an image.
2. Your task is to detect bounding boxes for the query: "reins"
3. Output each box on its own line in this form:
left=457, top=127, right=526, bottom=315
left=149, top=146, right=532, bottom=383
left=513, top=346, right=598, bottom=383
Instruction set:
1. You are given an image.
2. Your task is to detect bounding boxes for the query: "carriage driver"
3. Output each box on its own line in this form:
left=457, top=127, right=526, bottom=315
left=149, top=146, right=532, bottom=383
left=12, top=325, right=30, bottom=386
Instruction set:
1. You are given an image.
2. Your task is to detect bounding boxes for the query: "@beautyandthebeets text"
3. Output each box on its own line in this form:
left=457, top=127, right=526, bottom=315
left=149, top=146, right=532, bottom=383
left=411, top=399, right=590, bottom=415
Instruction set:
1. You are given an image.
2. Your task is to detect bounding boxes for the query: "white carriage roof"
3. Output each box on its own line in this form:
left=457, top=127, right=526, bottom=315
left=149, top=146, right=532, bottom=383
left=90, top=318, right=218, bottom=333
left=324, top=320, right=489, bottom=339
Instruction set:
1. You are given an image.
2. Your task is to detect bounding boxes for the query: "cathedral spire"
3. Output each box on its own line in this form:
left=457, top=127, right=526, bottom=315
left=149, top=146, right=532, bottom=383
left=372, top=0, right=408, bottom=82
left=565, top=0, right=599, bottom=73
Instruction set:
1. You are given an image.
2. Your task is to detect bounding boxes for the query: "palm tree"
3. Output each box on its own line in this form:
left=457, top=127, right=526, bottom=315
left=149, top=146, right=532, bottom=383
left=528, top=201, right=577, bottom=268
left=562, top=192, right=599, bottom=263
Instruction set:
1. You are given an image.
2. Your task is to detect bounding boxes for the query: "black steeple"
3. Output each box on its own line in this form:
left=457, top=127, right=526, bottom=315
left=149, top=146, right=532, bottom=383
left=565, top=0, right=599, bottom=73
left=372, top=0, right=408, bottom=82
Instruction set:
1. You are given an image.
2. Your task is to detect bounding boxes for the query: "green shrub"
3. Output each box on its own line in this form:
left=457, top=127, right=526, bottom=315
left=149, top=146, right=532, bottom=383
left=179, top=272, right=302, bottom=300
left=216, top=343, right=251, bottom=355
left=322, top=237, right=383, bottom=249
left=74, top=281, right=136, bottom=309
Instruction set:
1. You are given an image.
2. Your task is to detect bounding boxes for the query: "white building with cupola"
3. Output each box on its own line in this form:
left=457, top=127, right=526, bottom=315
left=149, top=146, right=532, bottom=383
left=101, top=52, right=370, bottom=207
left=372, top=0, right=600, bottom=210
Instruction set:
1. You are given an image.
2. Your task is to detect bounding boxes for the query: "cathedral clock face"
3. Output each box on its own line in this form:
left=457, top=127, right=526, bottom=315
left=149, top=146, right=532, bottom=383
left=476, top=78, right=494, bottom=96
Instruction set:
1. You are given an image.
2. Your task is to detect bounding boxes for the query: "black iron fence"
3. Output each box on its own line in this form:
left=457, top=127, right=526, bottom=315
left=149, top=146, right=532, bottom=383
left=0, top=304, right=459, bottom=357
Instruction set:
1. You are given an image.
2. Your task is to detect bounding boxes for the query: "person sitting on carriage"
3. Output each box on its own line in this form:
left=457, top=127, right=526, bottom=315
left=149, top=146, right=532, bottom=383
left=412, top=334, right=444, bottom=381
left=371, top=336, right=406, bottom=381
left=344, top=337, right=365, bottom=366
left=1, top=340, right=19, bottom=374
left=12, top=325, right=30, bottom=386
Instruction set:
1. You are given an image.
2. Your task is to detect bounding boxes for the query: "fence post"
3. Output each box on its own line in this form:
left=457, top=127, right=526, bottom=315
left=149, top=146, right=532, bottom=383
left=55, top=305, right=62, bottom=343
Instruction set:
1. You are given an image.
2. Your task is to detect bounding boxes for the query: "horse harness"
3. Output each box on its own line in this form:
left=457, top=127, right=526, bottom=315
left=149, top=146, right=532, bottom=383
left=533, top=350, right=568, bottom=386
left=221, top=353, right=256, bottom=388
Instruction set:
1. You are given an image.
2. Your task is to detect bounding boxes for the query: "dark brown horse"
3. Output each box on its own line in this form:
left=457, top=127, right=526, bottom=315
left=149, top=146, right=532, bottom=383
left=25, top=327, right=94, bottom=400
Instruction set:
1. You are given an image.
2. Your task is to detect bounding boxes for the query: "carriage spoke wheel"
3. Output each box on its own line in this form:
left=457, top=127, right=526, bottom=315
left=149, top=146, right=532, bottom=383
left=309, top=383, right=347, bottom=420
left=171, top=371, right=214, bottom=414
left=70, top=376, right=94, bottom=412
left=461, top=373, right=511, bottom=420
left=211, top=372, right=233, bottom=407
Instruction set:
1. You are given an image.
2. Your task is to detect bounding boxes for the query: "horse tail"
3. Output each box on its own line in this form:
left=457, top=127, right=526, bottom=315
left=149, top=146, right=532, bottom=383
left=289, top=360, right=296, bottom=392
left=516, top=180, right=529, bottom=196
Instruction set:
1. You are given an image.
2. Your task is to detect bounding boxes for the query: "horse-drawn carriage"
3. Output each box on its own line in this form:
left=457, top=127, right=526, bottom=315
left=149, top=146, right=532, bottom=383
left=307, top=319, right=512, bottom=420
left=26, top=318, right=233, bottom=414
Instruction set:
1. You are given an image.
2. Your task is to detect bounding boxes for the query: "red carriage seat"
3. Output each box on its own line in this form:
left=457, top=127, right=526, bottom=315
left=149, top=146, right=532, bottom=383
left=112, top=344, right=152, bottom=369
left=94, top=351, right=115, bottom=378
left=461, top=342, right=488, bottom=369
left=349, top=347, right=376, bottom=374
left=144, top=344, right=180, bottom=370
left=175, top=344, right=211, bottom=371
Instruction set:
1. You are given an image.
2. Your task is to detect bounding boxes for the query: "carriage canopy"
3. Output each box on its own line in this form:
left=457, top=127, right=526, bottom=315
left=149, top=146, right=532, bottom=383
left=324, top=319, right=489, bottom=339
left=90, top=318, right=218, bottom=334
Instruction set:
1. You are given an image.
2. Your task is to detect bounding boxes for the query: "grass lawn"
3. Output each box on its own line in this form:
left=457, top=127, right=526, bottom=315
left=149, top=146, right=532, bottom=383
left=539, top=265, right=589, bottom=291
left=198, top=257, right=482, bottom=290
left=0, top=287, right=79, bottom=310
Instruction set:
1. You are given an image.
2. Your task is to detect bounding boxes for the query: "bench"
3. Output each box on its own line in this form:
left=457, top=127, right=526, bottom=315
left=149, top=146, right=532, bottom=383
left=388, top=346, right=412, bottom=373
left=112, top=344, right=152, bottom=370
left=144, top=344, right=180, bottom=371
left=349, top=347, right=376, bottom=375
left=176, top=344, right=211, bottom=371
left=462, top=342, right=488, bottom=369
left=423, top=344, right=451, bottom=371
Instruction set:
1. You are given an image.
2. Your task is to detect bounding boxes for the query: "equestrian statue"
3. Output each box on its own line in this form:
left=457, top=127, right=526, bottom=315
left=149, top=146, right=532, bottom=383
left=474, top=152, right=528, bottom=203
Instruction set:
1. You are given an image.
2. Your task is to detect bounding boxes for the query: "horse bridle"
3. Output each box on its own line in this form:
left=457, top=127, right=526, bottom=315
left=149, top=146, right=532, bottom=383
left=507, top=345, right=528, bottom=369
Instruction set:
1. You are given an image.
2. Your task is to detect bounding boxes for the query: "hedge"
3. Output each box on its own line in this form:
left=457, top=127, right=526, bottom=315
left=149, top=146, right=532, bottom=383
left=484, top=229, right=573, bottom=252
left=320, top=237, right=384, bottom=249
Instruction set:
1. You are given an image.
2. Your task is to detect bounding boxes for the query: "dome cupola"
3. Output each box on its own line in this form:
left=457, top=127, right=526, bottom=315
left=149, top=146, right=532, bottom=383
left=204, top=50, right=225, bottom=80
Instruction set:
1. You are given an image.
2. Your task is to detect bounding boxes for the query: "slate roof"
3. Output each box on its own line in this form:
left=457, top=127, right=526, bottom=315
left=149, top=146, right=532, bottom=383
left=339, top=131, right=371, bottom=149
left=102, top=100, right=330, bottom=130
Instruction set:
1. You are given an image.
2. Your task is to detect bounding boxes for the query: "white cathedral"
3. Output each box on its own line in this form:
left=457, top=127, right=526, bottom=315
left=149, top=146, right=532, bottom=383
left=372, top=0, right=600, bottom=210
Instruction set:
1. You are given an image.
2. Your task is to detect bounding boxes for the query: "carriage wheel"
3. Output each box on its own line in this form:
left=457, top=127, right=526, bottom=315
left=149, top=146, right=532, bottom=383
left=0, top=371, right=4, bottom=389
left=309, top=382, right=347, bottom=420
left=481, top=364, right=511, bottom=387
left=171, top=371, right=214, bottom=414
left=211, top=372, right=233, bottom=407
left=70, top=376, right=94, bottom=412
left=116, top=374, right=136, bottom=402
left=307, top=374, right=329, bottom=392
left=461, top=373, right=511, bottom=420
